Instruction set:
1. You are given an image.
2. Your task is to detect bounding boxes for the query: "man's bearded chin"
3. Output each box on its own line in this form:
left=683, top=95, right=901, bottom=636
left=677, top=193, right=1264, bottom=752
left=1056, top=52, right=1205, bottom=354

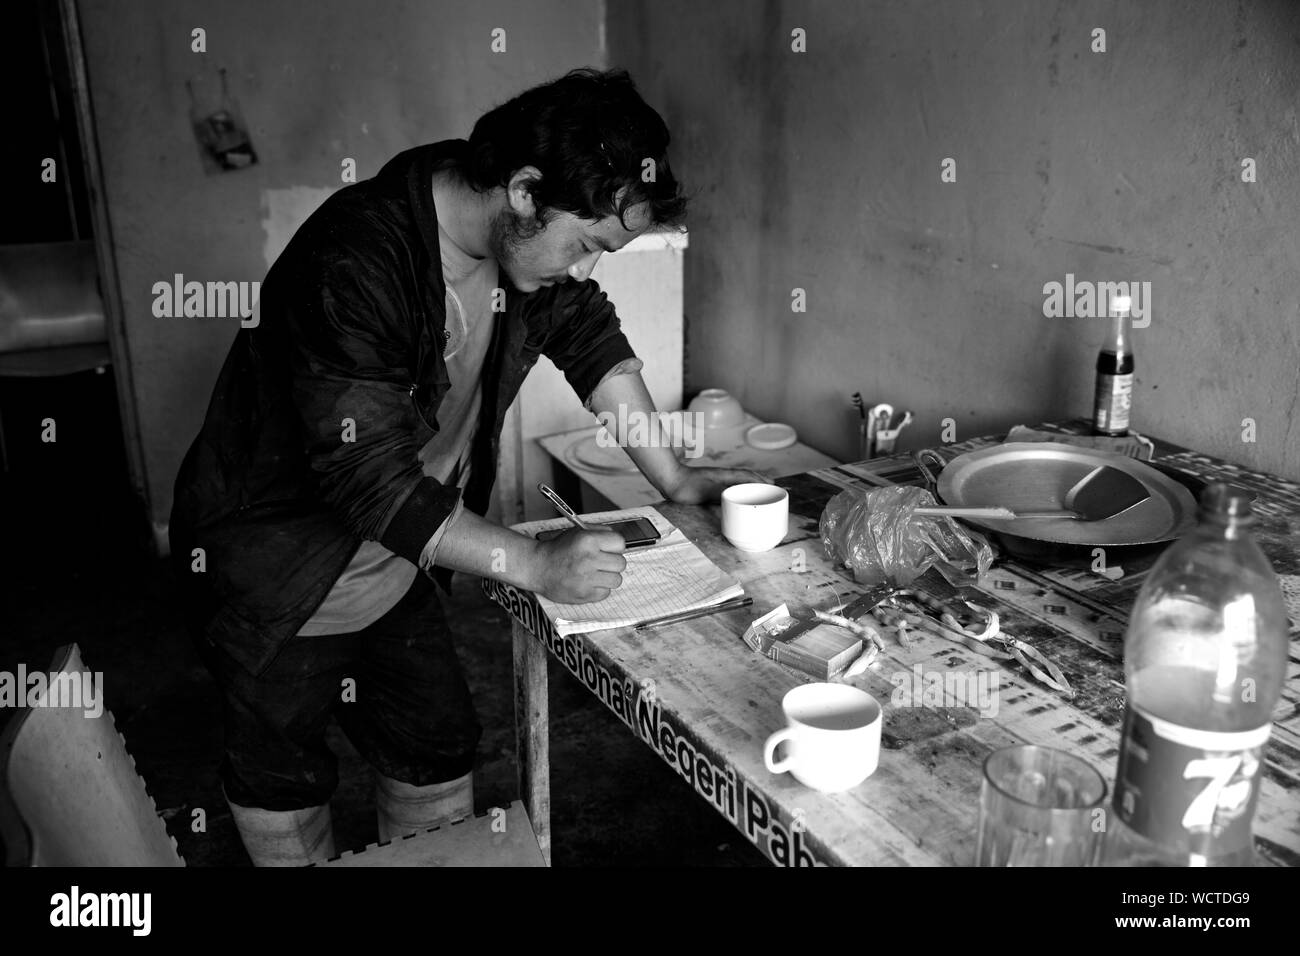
left=488, top=207, right=542, bottom=288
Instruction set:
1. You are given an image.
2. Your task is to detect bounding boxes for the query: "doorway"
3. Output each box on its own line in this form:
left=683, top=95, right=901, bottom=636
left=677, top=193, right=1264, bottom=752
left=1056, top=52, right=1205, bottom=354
left=0, top=0, right=149, bottom=579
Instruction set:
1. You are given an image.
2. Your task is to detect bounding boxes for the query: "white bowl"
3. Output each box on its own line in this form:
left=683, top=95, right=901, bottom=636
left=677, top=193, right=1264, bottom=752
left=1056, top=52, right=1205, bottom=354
left=745, top=422, right=797, bottom=450
left=688, top=388, right=745, bottom=429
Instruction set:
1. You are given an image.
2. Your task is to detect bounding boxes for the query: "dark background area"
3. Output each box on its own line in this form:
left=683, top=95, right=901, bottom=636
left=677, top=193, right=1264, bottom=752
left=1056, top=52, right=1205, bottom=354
left=0, top=0, right=91, bottom=244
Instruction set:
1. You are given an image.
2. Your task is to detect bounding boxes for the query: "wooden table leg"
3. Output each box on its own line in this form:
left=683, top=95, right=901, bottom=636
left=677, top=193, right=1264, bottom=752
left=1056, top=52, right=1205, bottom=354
left=512, top=618, right=551, bottom=865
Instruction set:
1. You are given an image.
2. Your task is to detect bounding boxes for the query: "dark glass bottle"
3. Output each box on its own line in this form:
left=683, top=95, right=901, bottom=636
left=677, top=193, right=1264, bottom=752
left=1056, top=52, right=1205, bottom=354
left=1092, top=297, right=1134, bottom=436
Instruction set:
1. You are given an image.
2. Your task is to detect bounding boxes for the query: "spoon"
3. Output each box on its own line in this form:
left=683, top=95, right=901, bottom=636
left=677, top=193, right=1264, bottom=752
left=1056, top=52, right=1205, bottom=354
left=914, top=466, right=1150, bottom=522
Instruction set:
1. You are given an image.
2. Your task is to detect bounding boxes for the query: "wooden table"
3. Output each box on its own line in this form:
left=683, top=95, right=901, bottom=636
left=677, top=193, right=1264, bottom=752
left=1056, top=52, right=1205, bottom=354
left=484, top=421, right=1300, bottom=866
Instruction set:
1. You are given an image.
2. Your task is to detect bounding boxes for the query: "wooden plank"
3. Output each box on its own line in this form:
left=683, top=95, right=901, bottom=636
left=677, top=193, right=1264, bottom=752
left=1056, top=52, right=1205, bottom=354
left=316, top=802, right=544, bottom=867
left=512, top=619, right=551, bottom=865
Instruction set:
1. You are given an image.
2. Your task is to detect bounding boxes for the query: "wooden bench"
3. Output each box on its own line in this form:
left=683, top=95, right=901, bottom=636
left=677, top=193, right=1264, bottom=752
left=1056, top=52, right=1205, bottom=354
left=312, top=802, right=545, bottom=867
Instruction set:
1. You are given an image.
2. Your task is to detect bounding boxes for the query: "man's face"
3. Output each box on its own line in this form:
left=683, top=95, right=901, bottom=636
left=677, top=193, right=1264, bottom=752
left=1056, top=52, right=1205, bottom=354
left=489, top=178, right=653, bottom=293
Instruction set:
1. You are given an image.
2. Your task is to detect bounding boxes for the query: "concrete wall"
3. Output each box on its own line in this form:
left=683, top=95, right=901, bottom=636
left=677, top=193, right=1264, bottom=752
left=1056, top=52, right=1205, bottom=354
left=609, top=0, right=1300, bottom=479
left=78, top=0, right=606, bottom=534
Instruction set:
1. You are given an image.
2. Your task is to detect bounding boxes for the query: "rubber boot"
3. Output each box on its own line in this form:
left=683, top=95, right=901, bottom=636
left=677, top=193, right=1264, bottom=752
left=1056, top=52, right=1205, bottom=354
left=375, top=770, right=474, bottom=842
left=225, top=790, right=336, bottom=867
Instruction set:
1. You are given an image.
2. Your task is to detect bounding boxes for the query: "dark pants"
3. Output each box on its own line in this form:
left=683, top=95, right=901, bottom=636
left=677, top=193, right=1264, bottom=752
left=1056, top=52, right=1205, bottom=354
left=195, top=572, right=481, bottom=810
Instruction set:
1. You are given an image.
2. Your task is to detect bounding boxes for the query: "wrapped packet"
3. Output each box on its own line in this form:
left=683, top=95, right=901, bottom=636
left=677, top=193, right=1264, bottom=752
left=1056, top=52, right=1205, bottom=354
left=819, top=485, right=993, bottom=587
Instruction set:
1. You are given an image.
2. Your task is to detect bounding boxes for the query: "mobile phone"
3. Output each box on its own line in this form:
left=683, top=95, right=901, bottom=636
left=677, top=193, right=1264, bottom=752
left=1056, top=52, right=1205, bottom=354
left=602, top=517, right=660, bottom=547
left=535, top=517, right=661, bottom=548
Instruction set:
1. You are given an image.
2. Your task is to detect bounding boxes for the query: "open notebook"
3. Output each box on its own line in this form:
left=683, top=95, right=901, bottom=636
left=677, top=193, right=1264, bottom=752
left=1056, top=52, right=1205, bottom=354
left=514, top=505, right=745, bottom=636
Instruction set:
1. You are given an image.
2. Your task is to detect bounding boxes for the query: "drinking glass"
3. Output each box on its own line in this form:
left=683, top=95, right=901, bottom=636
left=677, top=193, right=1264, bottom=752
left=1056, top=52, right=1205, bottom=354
left=976, top=744, right=1108, bottom=866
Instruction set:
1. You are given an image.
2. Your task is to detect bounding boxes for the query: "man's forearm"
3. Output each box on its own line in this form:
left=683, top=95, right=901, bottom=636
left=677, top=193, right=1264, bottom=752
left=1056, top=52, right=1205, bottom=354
left=589, top=370, right=687, bottom=498
left=429, top=507, right=542, bottom=589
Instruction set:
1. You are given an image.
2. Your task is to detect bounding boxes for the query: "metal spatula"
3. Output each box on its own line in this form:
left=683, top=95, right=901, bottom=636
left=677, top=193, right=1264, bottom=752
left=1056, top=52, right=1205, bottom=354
left=914, top=465, right=1151, bottom=522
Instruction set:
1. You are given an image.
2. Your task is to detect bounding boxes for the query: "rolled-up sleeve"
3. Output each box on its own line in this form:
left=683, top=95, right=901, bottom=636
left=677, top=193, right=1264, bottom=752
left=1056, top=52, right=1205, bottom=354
left=283, top=241, right=460, bottom=566
left=540, top=278, right=640, bottom=409
left=418, top=496, right=465, bottom=570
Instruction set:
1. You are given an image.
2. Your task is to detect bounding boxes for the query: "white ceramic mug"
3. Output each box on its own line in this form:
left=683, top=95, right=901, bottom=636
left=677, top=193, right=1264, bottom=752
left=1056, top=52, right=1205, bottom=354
left=763, top=683, right=883, bottom=793
left=721, top=483, right=789, bottom=552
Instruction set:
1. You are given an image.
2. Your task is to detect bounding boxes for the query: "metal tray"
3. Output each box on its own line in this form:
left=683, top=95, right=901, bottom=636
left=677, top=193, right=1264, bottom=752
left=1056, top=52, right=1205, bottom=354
left=936, top=442, right=1198, bottom=547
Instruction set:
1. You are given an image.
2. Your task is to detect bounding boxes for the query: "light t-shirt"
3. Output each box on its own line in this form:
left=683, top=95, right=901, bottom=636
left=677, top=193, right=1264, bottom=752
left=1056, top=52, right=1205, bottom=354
left=296, top=218, right=498, bottom=636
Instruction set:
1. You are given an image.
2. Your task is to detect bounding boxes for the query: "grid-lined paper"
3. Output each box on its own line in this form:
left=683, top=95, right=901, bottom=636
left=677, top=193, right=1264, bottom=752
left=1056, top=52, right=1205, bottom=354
left=513, top=506, right=745, bottom=636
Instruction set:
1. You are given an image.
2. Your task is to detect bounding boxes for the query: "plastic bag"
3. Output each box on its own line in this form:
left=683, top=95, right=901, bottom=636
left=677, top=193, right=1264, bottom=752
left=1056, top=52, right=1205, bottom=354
left=819, top=485, right=994, bottom=587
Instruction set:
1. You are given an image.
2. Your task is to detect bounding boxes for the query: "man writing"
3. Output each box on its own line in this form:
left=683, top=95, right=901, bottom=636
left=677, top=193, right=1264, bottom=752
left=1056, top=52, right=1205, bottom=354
left=170, top=68, right=767, bottom=865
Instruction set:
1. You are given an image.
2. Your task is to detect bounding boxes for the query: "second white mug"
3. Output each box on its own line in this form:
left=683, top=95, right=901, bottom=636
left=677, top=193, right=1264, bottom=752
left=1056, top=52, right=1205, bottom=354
left=721, top=483, right=789, bottom=552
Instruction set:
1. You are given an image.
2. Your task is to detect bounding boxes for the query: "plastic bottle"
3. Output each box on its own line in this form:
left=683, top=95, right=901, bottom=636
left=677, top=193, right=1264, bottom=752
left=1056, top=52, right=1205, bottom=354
left=1103, top=483, right=1288, bottom=866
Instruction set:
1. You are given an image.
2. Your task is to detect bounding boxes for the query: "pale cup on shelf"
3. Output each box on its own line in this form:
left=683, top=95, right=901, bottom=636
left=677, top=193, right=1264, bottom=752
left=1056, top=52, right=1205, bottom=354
left=721, top=483, right=788, bottom=552
left=687, top=388, right=745, bottom=429
left=763, top=683, right=883, bottom=793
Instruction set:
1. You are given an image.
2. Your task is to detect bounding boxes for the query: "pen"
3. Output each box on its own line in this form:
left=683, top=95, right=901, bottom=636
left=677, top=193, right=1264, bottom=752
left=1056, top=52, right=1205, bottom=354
left=537, top=482, right=593, bottom=531
left=634, top=596, right=754, bottom=631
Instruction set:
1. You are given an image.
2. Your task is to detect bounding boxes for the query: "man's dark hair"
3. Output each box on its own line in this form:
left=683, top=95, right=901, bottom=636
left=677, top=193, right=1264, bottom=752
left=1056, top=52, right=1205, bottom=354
left=461, top=67, right=686, bottom=231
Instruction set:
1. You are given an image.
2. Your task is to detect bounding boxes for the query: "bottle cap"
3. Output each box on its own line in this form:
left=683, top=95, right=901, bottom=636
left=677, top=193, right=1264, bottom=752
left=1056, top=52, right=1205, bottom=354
left=1199, top=482, right=1254, bottom=520
left=1110, top=294, right=1131, bottom=316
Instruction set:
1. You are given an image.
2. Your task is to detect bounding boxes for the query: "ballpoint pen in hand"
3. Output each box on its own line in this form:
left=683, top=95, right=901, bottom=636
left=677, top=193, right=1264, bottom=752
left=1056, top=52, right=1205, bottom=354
left=537, top=482, right=593, bottom=531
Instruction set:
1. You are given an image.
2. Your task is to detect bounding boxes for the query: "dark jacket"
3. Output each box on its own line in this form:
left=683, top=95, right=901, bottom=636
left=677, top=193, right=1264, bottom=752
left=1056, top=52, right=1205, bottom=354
left=170, top=140, right=638, bottom=675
